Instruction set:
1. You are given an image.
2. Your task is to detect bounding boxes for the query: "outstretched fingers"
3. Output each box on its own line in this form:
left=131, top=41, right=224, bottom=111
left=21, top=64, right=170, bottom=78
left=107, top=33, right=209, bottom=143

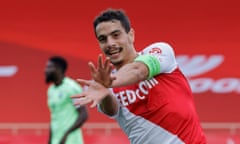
left=73, top=97, right=92, bottom=106
left=71, top=92, right=86, bottom=99
left=72, top=93, right=98, bottom=108
left=98, top=54, right=104, bottom=69
left=104, top=57, right=110, bottom=68
left=88, top=62, right=97, bottom=74
left=76, top=79, right=91, bottom=86
left=90, top=101, right=98, bottom=108
left=104, top=57, right=113, bottom=74
left=98, top=54, right=111, bottom=71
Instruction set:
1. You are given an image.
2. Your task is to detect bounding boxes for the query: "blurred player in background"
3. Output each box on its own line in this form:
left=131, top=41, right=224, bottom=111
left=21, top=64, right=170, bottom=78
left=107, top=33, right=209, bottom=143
left=45, top=56, right=88, bottom=144
left=72, top=8, right=206, bottom=144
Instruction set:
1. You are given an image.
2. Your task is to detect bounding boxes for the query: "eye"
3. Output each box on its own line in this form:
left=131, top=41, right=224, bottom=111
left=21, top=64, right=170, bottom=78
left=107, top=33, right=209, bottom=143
left=98, top=36, right=107, bottom=43
left=112, top=32, right=120, bottom=38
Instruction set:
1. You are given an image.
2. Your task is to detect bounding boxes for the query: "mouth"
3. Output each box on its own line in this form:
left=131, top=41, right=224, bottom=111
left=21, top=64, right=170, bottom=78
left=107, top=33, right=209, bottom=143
left=106, top=47, right=123, bottom=56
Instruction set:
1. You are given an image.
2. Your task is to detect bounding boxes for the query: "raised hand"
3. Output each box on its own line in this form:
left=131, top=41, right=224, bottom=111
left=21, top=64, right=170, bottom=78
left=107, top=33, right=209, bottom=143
left=71, top=79, right=111, bottom=108
left=88, top=54, right=116, bottom=87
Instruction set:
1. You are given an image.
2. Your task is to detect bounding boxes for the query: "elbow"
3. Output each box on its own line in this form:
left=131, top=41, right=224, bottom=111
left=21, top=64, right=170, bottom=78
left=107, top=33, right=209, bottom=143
left=79, top=106, right=89, bottom=123
left=100, top=104, right=118, bottom=117
left=136, top=70, right=147, bottom=81
left=134, top=63, right=149, bottom=81
left=100, top=95, right=119, bottom=116
left=83, top=108, right=89, bottom=122
left=104, top=108, right=118, bottom=117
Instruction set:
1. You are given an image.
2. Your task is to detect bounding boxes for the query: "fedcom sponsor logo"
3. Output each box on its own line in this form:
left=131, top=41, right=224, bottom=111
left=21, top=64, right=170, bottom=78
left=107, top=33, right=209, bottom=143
left=177, top=55, right=239, bottom=93
left=115, top=78, right=159, bottom=106
left=0, top=65, right=18, bottom=77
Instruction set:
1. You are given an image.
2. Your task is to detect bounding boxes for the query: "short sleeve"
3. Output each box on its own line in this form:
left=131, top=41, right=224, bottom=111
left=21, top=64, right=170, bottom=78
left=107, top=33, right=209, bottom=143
left=141, top=42, right=178, bottom=73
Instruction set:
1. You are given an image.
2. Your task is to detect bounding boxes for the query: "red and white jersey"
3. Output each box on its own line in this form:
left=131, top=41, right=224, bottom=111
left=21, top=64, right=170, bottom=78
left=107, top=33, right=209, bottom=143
left=104, top=42, right=206, bottom=144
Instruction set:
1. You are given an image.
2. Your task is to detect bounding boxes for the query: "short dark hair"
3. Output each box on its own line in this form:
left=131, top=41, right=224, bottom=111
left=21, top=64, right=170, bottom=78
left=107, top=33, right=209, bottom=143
left=93, top=8, right=131, bottom=35
left=49, top=56, right=68, bottom=73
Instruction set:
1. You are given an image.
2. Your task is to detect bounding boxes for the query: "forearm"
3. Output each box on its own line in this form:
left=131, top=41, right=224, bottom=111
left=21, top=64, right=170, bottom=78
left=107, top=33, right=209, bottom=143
left=111, top=62, right=148, bottom=87
left=60, top=107, right=88, bottom=143
left=65, top=107, right=88, bottom=134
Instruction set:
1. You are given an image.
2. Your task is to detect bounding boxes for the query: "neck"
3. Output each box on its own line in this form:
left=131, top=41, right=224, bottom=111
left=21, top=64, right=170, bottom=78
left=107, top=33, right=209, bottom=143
left=54, top=75, right=65, bottom=86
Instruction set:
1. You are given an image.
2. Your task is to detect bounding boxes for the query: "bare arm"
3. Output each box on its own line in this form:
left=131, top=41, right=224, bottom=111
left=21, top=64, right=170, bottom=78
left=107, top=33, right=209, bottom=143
left=99, top=93, right=119, bottom=116
left=111, top=62, right=149, bottom=87
left=48, top=126, right=52, bottom=144
left=65, top=106, right=88, bottom=132
left=60, top=106, right=88, bottom=143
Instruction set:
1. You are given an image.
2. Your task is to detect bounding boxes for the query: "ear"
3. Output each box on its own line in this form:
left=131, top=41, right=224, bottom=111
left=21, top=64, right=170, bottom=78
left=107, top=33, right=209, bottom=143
left=128, top=28, right=135, bottom=43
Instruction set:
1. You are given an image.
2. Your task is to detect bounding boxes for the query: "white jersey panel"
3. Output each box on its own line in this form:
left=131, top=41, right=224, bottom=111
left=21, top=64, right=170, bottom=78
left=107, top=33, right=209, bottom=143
left=115, top=107, right=185, bottom=144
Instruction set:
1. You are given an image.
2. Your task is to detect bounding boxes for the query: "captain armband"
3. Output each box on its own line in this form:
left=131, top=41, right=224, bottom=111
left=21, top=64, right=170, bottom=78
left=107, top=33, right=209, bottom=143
left=134, top=54, right=161, bottom=79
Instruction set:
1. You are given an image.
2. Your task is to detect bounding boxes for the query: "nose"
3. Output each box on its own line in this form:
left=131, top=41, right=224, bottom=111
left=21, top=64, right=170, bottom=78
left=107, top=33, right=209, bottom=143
left=106, top=37, right=116, bottom=47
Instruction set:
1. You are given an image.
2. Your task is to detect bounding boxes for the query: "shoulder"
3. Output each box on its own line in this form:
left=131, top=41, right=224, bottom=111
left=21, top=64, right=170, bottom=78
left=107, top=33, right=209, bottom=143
left=141, top=42, right=178, bottom=73
left=63, top=77, right=78, bottom=85
left=145, top=42, right=173, bottom=49
left=47, top=84, right=55, bottom=95
left=141, top=42, right=175, bottom=55
left=47, top=84, right=54, bottom=91
left=64, top=77, right=76, bottom=84
left=64, top=77, right=82, bottom=92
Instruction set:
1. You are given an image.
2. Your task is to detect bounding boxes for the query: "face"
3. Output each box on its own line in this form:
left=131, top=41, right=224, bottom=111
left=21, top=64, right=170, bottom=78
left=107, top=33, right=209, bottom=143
left=44, top=61, right=57, bottom=84
left=95, top=20, right=135, bottom=68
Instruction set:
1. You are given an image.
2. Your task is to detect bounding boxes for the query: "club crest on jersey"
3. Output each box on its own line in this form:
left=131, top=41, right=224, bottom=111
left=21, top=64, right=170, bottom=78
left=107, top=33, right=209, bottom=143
left=149, top=47, right=162, bottom=54
left=114, top=78, right=159, bottom=106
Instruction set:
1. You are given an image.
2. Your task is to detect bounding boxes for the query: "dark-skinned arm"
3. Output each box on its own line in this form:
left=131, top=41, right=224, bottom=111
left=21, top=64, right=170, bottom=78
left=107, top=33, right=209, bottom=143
left=59, top=106, right=88, bottom=144
left=48, top=126, right=52, bottom=144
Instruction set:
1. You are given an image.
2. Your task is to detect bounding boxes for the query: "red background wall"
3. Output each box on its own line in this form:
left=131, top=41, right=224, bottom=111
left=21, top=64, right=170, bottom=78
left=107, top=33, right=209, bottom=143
left=0, top=0, right=240, bottom=124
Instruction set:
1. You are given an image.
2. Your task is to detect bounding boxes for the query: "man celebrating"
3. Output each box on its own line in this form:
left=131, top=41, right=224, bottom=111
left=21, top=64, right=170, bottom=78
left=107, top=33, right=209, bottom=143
left=73, top=9, right=206, bottom=144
